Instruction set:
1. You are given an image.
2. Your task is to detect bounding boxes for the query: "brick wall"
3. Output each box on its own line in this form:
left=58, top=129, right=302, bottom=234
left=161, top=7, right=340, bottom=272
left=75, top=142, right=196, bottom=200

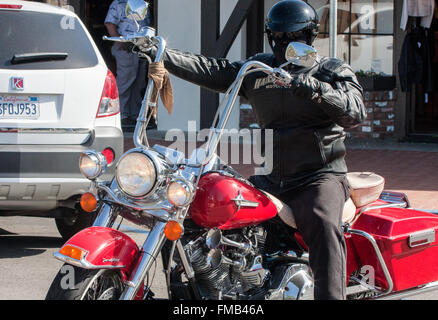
left=346, top=89, right=397, bottom=139
left=240, top=104, right=259, bottom=129
left=239, top=89, right=397, bottom=139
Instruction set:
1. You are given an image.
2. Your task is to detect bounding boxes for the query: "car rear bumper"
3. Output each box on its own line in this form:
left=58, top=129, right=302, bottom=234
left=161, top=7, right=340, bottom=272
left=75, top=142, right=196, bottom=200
left=0, top=126, right=123, bottom=212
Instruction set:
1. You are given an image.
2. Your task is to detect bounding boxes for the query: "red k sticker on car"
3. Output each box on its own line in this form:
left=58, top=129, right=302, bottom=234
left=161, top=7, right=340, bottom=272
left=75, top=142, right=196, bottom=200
left=11, top=77, right=24, bottom=90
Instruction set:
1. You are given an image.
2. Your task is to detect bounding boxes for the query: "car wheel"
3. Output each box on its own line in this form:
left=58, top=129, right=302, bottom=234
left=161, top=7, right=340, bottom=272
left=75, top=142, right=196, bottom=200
left=55, top=208, right=97, bottom=241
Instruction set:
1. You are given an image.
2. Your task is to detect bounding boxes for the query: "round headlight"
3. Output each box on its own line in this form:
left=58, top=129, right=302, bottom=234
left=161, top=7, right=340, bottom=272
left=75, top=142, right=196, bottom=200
left=116, top=152, right=157, bottom=197
left=79, top=151, right=106, bottom=180
left=167, top=180, right=193, bottom=207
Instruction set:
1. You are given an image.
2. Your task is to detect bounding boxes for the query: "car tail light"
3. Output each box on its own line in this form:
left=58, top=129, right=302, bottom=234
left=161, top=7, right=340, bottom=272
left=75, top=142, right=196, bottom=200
left=0, top=4, right=23, bottom=9
left=97, top=70, right=120, bottom=118
left=102, top=147, right=115, bottom=165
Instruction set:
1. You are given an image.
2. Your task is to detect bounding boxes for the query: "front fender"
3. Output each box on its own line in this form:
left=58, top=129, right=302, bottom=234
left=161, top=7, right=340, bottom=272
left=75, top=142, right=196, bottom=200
left=54, top=226, right=140, bottom=274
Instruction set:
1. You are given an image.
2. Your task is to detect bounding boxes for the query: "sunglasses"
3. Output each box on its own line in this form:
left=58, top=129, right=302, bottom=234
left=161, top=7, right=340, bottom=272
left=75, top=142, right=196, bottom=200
left=271, top=30, right=307, bottom=42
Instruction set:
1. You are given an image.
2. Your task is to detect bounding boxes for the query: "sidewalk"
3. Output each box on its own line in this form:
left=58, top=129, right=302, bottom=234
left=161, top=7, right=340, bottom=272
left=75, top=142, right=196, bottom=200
left=123, top=132, right=438, bottom=210
left=345, top=137, right=438, bottom=210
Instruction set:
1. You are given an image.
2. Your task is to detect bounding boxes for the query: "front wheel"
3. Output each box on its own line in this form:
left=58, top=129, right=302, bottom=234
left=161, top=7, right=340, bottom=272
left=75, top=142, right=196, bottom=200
left=45, top=264, right=123, bottom=300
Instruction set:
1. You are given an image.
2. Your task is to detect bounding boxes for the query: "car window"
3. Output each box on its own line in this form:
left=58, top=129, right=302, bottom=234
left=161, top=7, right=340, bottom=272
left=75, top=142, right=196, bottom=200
left=0, top=10, right=98, bottom=70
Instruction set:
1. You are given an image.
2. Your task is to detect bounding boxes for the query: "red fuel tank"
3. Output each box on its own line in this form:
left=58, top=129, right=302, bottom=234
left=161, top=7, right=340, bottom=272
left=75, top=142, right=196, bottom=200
left=189, top=172, right=277, bottom=230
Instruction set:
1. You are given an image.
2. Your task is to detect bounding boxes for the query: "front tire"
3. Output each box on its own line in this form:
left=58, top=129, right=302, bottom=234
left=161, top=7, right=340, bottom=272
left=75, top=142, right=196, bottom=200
left=55, top=208, right=97, bottom=241
left=45, top=264, right=123, bottom=300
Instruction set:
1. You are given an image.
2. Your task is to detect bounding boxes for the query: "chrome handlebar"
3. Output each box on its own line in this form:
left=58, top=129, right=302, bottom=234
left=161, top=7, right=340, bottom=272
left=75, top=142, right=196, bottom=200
left=102, top=26, right=157, bottom=43
left=103, top=32, right=293, bottom=175
left=133, top=36, right=166, bottom=149
left=102, top=35, right=133, bottom=42
left=103, top=32, right=166, bottom=149
left=198, top=61, right=292, bottom=168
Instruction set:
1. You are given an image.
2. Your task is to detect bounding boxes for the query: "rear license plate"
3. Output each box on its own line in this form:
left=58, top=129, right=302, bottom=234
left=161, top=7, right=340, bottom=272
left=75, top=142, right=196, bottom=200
left=0, top=95, right=40, bottom=120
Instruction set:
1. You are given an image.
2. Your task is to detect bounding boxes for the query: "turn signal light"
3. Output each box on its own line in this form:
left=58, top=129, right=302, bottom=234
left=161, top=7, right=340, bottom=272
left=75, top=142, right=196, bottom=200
left=164, top=221, right=184, bottom=241
left=80, top=192, right=98, bottom=213
left=59, top=245, right=86, bottom=260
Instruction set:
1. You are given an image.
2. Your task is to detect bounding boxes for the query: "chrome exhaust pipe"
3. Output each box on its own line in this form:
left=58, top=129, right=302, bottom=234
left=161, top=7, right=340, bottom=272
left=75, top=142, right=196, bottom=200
left=206, top=249, right=246, bottom=270
left=206, top=229, right=251, bottom=253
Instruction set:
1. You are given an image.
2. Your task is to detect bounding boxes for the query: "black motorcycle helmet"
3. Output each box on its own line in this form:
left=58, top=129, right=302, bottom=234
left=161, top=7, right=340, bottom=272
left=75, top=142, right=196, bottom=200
left=265, top=0, right=319, bottom=63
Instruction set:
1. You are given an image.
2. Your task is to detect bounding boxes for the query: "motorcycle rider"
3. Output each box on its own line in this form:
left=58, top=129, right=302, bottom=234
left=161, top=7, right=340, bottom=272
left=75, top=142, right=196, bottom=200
left=137, top=0, right=366, bottom=299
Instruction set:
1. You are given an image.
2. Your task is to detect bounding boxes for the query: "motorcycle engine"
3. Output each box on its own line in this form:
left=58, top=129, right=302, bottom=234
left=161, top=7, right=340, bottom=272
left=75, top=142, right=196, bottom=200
left=184, top=226, right=270, bottom=299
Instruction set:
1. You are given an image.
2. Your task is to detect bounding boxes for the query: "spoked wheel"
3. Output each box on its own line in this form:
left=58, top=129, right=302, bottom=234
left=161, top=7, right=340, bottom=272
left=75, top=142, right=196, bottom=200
left=80, top=269, right=123, bottom=300
left=46, top=264, right=123, bottom=300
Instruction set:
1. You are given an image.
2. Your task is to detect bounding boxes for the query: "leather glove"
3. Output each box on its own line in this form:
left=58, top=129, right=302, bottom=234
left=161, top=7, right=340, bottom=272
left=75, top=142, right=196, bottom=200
left=148, top=61, right=174, bottom=118
left=134, top=38, right=158, bottom=63
left=290, top=74, right=322, bottom=100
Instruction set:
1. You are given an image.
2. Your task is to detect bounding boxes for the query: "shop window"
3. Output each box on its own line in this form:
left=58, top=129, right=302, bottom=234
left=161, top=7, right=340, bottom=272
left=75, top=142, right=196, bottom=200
left=44, top=0, right=73, bottom=10
left=307, top=0, right=394, bottom=75
left=45, top=0, right=68, bottom=6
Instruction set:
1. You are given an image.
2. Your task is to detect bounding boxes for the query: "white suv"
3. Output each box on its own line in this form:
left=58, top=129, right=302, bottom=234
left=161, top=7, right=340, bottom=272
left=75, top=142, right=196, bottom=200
left=0, top=1, right=124, bottom=239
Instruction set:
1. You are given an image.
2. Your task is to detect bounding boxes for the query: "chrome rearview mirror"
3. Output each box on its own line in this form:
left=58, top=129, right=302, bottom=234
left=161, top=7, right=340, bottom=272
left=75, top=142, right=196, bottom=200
left=285, top=42, right=317, bottom=68
left=126, top=0, right=149, bottom=31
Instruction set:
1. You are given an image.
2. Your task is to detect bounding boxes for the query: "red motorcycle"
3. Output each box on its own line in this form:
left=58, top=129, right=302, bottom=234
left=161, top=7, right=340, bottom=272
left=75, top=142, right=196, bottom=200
left=46, top=0, right=438, bottom=300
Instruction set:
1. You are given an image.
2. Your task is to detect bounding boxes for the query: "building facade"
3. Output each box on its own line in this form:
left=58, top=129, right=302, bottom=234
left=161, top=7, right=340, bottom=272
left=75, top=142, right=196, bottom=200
left=32, top=0, right=438, bottom=141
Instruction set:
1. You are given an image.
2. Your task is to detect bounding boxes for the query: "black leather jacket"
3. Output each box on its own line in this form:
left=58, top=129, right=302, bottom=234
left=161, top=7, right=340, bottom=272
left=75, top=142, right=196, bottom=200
left=160, top=48, right=366, bottom=190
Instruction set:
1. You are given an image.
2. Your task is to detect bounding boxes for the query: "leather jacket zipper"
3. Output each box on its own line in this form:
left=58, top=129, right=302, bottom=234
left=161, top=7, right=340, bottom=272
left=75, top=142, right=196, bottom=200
left=314, top=130, right=327, bottom=166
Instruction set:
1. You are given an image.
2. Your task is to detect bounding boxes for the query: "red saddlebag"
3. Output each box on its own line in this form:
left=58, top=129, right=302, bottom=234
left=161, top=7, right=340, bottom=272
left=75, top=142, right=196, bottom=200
left=350, top=205, right=438, bottom=292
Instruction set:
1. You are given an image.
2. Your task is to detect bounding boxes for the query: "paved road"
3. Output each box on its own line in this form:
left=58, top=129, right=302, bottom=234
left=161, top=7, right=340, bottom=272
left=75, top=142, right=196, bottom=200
left=0, top=216, right=167, bottom=300
left=1, top=215, right=437, bottom=300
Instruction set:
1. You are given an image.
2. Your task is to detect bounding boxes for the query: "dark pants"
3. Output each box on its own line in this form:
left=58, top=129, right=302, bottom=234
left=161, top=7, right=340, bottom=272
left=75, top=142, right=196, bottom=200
left=250, top=173, right=350, bottom=300
left=112, top=44, right=147, bottom=120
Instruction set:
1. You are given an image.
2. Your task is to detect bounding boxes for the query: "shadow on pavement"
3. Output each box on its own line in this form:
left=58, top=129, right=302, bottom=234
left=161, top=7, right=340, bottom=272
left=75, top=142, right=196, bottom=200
left=0, top=235, right=63, bottom=259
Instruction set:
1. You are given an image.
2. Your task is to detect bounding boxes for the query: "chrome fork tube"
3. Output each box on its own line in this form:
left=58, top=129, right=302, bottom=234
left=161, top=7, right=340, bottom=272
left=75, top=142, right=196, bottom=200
left=92, top=202, right=117, bottom=228
left=176, top=239, right=201, bottom=300
left=119, top=221, right=167, bottom=300
left=92, top=179, right=119, bottom=228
